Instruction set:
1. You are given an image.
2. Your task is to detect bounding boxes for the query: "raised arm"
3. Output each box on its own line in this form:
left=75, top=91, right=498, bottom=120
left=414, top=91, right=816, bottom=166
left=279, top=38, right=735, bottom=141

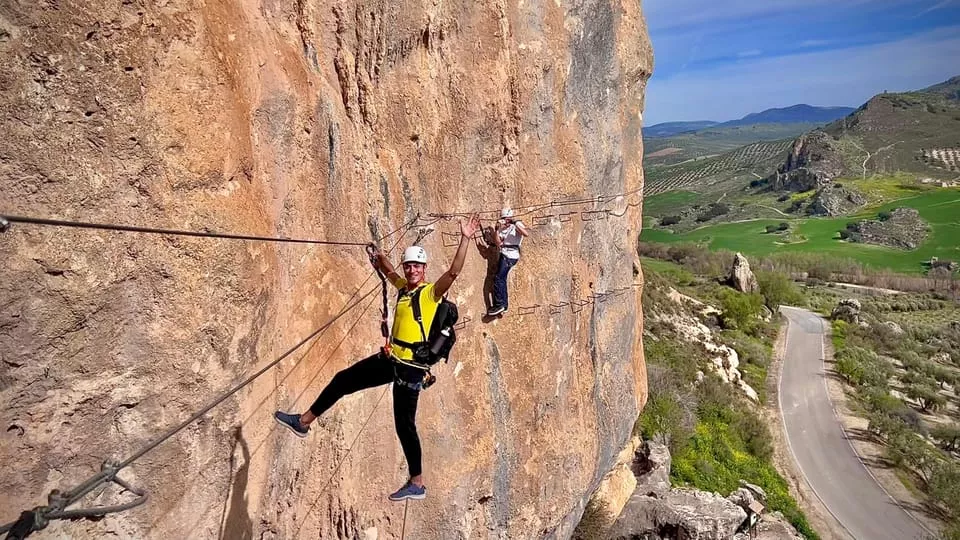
left=514, top=220, right=529, bottom=237
left=434, top=214, right=481, bottom=299
left=368, top=244, right=404, bottom=288
left=492, top=221, right=504, bottom=247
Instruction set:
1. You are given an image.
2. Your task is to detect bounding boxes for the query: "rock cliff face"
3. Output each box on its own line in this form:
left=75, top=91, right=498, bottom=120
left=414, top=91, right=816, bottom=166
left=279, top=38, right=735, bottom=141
left=0, top=0, right=652, bottom=538
left=770, top=131, right=843, bottom=192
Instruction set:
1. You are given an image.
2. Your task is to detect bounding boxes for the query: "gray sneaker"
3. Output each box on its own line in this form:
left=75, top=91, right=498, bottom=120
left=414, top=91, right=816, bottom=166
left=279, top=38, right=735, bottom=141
left=388, top=481, right=427, bottom=501
left=274, top=411, right=309, bottom=438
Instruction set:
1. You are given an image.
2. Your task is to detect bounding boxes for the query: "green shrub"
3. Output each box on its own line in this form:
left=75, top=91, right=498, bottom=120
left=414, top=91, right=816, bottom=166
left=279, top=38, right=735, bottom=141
left=639, top=392, right=692, bottom=454
left=719, top=290, right=765, bottom=331
left=757, top=271, right=803, bottom=311
left=661, top=215, right=682, bottom=226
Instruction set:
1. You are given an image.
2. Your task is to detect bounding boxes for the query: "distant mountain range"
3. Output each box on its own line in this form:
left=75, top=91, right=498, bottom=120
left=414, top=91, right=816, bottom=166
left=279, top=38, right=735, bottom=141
left=645, top=105, right=856, bottom=138
left=642, top=121, right=720, bottom=138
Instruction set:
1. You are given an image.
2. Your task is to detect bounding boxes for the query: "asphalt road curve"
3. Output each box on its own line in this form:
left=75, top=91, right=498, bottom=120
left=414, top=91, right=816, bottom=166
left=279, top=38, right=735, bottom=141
left=779, top=306, right=927, bottom=540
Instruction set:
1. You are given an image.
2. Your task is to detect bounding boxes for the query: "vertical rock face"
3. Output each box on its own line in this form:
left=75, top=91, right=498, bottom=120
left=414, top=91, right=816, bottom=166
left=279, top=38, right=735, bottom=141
left=0, top=1, right=651, bottom=539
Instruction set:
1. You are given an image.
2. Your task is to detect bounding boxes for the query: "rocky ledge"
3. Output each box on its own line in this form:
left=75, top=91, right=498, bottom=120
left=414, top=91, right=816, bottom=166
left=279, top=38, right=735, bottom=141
left=844, top=207, right=929, bottom=250
left=577, top=440, right=804, bottom=540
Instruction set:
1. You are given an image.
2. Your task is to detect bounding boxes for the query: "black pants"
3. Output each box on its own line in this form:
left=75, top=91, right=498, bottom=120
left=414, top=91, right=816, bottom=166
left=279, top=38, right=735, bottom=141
left=309, top=351, right=423, bottom=477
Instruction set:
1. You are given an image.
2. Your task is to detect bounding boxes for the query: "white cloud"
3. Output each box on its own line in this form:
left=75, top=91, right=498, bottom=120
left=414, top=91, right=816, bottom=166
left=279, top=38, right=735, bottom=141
left=737, top=49, right=763, bottom=58
left=917, top=0, right=955, bottom=15
left=644, top=26, right=960, bottom=124
left=799, top=39, right=831, bottom=47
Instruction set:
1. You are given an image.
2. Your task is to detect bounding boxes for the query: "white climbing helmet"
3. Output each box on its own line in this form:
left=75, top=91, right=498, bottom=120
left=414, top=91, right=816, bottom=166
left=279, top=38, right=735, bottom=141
left=500, top=208, right=514, bottom=219
left=401, top=246, right=428, bottom=264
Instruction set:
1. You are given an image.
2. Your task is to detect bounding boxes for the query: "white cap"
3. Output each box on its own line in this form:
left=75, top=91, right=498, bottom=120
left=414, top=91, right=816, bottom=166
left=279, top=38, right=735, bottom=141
left=500, top=208, right=514, bottom=219
left=402, top=246, right=428, bottom=264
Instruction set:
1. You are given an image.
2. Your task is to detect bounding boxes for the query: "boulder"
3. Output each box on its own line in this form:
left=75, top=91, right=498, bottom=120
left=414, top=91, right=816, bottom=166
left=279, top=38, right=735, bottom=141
left=728, top=253, right=759, bottom=293
left=607, top=488, right=748, bottom=540
left=846, top=207, right=930, bottom=250
left=738, top=481, right=767, bottom=501
left=931, top=352, right=952, bottom=365
left=832, top=299, right=862, bottom=323
left=807, top=185, right=867, bottom=216
left=727, top=487, right=757, bottom=513
left=632, top=441, right=672, bottom=498
left=734, top=512, right=804, bottom=540
left=883, top=321, right=905, bottom=336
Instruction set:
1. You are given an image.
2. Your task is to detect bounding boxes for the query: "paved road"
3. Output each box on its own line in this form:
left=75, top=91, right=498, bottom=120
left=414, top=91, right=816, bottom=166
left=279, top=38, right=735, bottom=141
left=779, top=306, right=927, bottom=540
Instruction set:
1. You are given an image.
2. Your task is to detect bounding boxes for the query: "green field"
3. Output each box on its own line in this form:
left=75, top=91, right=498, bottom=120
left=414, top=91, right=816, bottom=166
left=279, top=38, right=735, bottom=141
left=643, top=191, right=699, bottom=216
left=641, top=189, right=960, bottom=273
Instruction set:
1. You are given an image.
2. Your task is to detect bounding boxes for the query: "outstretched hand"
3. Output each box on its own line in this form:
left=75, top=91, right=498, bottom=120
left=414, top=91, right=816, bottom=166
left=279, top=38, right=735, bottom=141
left=460, top=213, right=481, bottom=239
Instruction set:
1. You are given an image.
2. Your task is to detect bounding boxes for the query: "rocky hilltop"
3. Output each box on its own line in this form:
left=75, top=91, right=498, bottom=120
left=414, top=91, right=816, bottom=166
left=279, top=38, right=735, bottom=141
left=766, top=75, right=960, bottom=213
left=0, top=1, right=652, bottom=538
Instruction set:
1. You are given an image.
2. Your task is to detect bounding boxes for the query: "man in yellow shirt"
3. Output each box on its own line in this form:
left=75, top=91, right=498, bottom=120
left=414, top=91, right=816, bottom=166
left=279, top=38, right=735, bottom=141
left=275, top=214, right=480, bottom=502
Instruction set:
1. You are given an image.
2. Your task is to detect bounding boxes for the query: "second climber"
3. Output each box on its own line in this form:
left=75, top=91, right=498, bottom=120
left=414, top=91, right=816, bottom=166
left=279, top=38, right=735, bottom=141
left=486, top=207, right=528, bottom=316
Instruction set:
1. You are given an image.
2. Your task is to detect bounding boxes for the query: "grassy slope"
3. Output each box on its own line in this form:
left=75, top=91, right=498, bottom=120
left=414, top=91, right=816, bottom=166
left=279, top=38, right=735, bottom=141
left=641, top=189, right=960, bottom=273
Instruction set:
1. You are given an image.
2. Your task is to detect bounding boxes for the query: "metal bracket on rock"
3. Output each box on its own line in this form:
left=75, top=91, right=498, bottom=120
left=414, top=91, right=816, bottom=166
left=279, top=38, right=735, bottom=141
left=441, top=231, right=461, bottom=247
left=453, top=316, right=472, bottom=331
left=517, top=305, right=540, bottom=316
left=0, top=216, right=9, bottom=233
left=532, top=215, right=554, bottom=227
left=0, top=460, right=149, bottom=539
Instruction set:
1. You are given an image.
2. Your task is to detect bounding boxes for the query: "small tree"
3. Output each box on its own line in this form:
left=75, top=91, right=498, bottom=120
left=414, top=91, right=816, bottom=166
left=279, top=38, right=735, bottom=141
left=905, top=383, right=946, bottom=412
left=778, top=222, right=790, bottom=231
left=765, top=224, right=778, bottom=233
left=757, top=271, right=802, bottom=311
left=836, top=353, right=865, bottom=385
left=930, top=461, right=960, bottom=518
left=930, top=423, right=960, bottom=452
left=878, top=210, right=892, bottom=221
left=886, top=430, right=937, bottom=484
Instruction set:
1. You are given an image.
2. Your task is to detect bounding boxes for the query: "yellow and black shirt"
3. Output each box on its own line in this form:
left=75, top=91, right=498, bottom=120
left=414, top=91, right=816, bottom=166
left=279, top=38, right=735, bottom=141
left=389, top=278, right=441, bottom=365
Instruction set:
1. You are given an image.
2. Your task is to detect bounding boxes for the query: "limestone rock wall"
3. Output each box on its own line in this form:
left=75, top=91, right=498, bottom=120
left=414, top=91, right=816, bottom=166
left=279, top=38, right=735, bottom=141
left=0, top=1, right=651, bottom=538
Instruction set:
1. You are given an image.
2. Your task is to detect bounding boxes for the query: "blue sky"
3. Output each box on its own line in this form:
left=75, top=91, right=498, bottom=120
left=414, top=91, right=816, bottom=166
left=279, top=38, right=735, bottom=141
left=643, top=0, right=960, bottom=124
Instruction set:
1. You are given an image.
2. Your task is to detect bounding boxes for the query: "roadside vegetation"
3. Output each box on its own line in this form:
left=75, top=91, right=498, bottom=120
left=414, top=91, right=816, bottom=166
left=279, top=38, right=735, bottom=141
left=637, top=260, right=818, bottom=539
left=831, top=303, right=960, bottom=538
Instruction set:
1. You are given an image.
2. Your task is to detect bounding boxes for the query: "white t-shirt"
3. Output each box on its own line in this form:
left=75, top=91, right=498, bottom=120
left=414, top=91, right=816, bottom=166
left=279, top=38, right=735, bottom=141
left=498, top=221, right=525, bottom=260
